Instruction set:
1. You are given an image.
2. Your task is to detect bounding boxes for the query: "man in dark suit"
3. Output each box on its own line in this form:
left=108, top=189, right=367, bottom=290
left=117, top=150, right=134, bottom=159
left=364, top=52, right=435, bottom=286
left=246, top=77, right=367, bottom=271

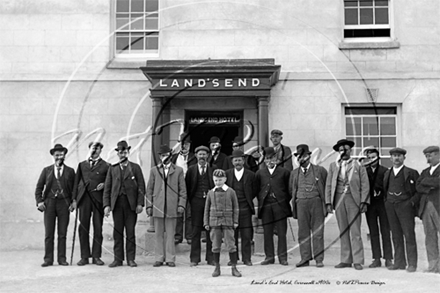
left=208, top=136, right=229, bottom=170
left=225, top=150, right=257, bottom=266
left=270, top=129, right=293, bottom=171
left=383, top=147, right=420, bottom=273
left=256, top=147, right=292, bottom=265
left=35, top=144, right=75, bottom=267
left=103, top=140, right=146, bottom=268
left=416, top=146, right=440, bottom=274
left=227, top=136, right=258, bottom=172
left=186, top=145, right=217, bottom=266
left=364, top=148, right=393, bottom=268
left=290, top=144, right=327, bottom=268
left=71, top=142, right=109, bottom=266
left=172, top=132, right=196, bottom=244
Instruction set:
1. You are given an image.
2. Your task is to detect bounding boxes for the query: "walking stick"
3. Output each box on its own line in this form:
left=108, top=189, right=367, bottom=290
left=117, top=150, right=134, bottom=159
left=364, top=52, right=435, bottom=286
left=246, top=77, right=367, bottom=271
left=288, top=218, right=296, bottom=242
left=70, top=207, right=79, bottom=265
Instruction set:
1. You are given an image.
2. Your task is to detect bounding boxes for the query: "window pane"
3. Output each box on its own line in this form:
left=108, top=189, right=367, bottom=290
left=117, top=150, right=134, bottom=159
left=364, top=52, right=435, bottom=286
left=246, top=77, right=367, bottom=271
left=345, top=9, right=358, bottom=25
left=363, top=117, right=379, bottom=135
left=146, top=35, right=158, bottom=50
left=146, top=0, right=159, bottom=12
left=363, top=137, right=379, bottom=149
left=131, top=15, right=144, bottom=30
left=345, top=0, right=358, bottom=7
left=346, top=117, right=362, bottom=136
left=360, top=0, right=373, bottom=6
left=116, top=0, right=129, bottom=12
left=375, top=8, right=389, bottom=24
left=131, top=0, right=144, bottom=12
left=346, top=107, right=396, bottom=115
left=347, top=136, right=363, bottom=148
left=375, top=0, right=388, bottom=7
left=116, top=34, right=130, bottom=53
left=145, top=18, right=158, bottom=30
left=380, top=117, right=396, bottom=135
left=360, top=8, right=373, bottom=24
left=116, top=18, right=130, bottom=30
left=380, top=137, right=396, bottom=148
left=130, top=33, right=144, bottom=50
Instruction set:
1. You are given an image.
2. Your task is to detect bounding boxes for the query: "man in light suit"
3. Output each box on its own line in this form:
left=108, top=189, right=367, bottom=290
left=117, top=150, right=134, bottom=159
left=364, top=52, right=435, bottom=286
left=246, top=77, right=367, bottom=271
left=72, top=142, right=109, bottom=266
left=325, top=139, right=369, bottom=270
left=35, top=144, right=76, bottom=267
left=270, top=129, right=293, bottom=171
left=103, top=140, right=146, bottom=268
left=256, top=147, right=292, bottom=266
left=146, top=144, right=187, bottom=267
left=290, top=144, right=327, bottom=268
left=416, top=146, right=440, bottom=274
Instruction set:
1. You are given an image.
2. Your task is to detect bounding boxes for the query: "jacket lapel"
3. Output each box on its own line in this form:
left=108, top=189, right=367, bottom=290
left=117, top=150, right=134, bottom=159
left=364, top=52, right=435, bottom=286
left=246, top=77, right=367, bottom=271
left=124, top=162, right=133, bottom=180
left=403, top=166, right=410, bottom=182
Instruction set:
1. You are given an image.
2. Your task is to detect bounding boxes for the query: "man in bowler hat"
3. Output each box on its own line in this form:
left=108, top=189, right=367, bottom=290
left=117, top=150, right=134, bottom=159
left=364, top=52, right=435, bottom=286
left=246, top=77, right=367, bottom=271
left=416, top=146, right=440, bottom=273
left=290, top=144, right=328, bottom=268
left=256, top=147, right=292, bottom=265
left=208, top=136, right=229, bottom=170
left=71, top=142, right=109, bottom=266
left=270, top=129, right=293, bottom=171
left=363, top=148, right=393, bottom=268
left=103, top=141, right=146, bottom=267
left=383, top=147, right=420, bottom=272
left=186, top=145, right=217, bottom=266
left=146, top=144, right=187, bottom=267
left=229, top=136, right=258, bottom=172
left=35, top=144, right=76, bottom=267
left=325, top=139, right=369, bottom=270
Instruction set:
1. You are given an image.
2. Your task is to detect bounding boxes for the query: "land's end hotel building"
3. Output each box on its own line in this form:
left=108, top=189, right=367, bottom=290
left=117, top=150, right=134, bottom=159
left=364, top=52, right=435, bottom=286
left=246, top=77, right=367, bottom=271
left=0, top=0, right=439, bottom=248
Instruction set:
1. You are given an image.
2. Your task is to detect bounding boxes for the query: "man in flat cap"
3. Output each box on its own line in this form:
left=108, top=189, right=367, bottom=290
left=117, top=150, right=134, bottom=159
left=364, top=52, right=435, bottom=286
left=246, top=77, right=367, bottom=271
left=229, top=136, right=258, bottom=173
left=256, top=147, right=292, bottom=265
left=172, top=132, right=196, bottom=244
left=270, top=129, right=293, bottom=171
left=35, top=144, right=76, bottom=267
left=363, top=148, right=393, bottom=269
left=208, top=136, right=230, bottom=170
left=416, top=146, right=440, bottom=273
left=290, top=144, right=327, bottom=268
left=325, top=139, right=369, bottom=270
left=226, top=150, right=257, bottom=266
left=103, top=140, right=146, bottom=268
left=146, top=144, right=187, bottom=267
left=186, top=145, right=217, bottom=266
left=383, top=147, right=420, bottom=272
left=72, top=142, right=109, bottom=266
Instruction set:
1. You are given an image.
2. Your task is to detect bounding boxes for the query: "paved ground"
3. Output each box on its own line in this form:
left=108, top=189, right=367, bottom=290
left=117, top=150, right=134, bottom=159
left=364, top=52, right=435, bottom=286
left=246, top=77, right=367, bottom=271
left=1, top=217, right=439, bottom=293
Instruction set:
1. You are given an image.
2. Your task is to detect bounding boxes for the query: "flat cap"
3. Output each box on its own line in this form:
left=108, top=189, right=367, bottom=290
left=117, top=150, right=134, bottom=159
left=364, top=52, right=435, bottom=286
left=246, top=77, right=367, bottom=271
left=213, top=169, right=226, bottom=177
left=423, top=145, right=440, bottom=154
left=194, top=145, right=210, bottom=154
left=389, top=147, right=407, bottom=155
left=209, top=136, right=221, bottom=144
left=270, top=129, right=283, bottom=136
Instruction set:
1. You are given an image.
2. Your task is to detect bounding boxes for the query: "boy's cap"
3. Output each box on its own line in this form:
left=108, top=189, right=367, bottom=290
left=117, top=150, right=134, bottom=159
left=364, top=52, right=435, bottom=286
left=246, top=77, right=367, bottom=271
left=213, top=169, right=226, bottom=177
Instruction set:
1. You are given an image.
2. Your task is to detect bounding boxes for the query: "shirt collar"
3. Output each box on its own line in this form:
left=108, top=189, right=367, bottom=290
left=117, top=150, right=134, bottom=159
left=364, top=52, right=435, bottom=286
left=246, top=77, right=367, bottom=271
left=393, top=164, right=404, bottom=173
left=213, top=184, right=229, bottom=191
left=54, top=164, right=64, bottom=171
left=431, top=162, right=440, bottom=171
left=234, top=168, right=244, bottom=175
left=163, top=163, right=171, bottom=169
left=302, top=163, right=311, bottom=171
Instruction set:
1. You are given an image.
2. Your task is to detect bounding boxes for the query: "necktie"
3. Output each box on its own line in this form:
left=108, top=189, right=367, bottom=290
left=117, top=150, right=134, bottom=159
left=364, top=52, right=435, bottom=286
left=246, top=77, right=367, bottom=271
left=340, top=161, right=346, bottom=179
left=303, top=168, right=307, bottom=175
left=201, top=165, right=205, bottom=175
left=215, top=187, right=223, bottom=192
left=57, top=167, right=61, bottom=179
left=164, top=166, right=168, bottom=178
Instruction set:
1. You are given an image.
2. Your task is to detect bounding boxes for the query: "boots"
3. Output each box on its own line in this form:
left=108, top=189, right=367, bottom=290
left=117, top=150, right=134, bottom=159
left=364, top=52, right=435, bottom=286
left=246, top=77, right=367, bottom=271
left=212, top=253, right=221, bottom=277
left=230, top=252, right=242, bottom=277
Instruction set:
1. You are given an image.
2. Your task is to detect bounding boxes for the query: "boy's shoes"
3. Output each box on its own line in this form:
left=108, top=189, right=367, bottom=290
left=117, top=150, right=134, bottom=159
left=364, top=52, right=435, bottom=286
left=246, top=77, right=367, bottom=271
left=212, top=264, right=221, bottom=277
left=231, top=265, right=242, bottom=277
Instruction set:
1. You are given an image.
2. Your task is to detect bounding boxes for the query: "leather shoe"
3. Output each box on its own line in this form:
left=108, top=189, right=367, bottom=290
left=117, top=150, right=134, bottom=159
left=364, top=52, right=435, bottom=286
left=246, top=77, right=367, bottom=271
left=280, top=260, right=288, bottom=266
left=190, top=262, right=198, bottom=267
left=227, top=261, right=233, bottom=266
left=207, top=260, right=215, bottom=266
left=127, top=260, right=137, bottom=267
left=261, top=259, right=275, bottom=265
left=153, top=261, right=163, bottom=267
left=388, top=264, right=405, bottom=270
left=58, top=261, right=69, bottom=266
left=385, top=259, right=393, bottom=268
left=316, top=261, right=324, bottom=268
left=166, top=262, right=176, bottom=267
left=243, top=260, right=253, bottom=266
left=77, top=258, right=89, bottom=266
left=174, top=239, right=182, bottom=244
left=41, top=261, right=53, bottom=267
left=335, top=262, right=352, bottom=268
left=354, top=264, right=363, bottom=270
left=406, top=266, right=416, bottom=273
left=369, top=259, right=381, bottom=268
left=92, top=258, right=104, bottom=266
left=296, top=260, right=310, bottom=267
left=108, top=260, right=123, bottom=268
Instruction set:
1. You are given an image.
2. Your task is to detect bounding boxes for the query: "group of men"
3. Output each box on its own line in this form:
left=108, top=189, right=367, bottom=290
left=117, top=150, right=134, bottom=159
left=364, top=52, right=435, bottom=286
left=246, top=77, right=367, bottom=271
left=34, top=130, right=440, bottom=275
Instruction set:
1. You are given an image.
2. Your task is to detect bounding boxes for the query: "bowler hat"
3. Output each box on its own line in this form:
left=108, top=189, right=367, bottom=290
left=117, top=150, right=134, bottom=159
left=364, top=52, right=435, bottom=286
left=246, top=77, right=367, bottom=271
left=209, top=136, right=221, bottom=144
left=333, top=139, right=355, bottom=152
left=294, top=144, right=312, bottom=157
left=231, top=150, right=245, bottom=158
left=88, top=141, right=104, bottom=149
left=195, top=145, right=210, bottom=154
left=423, top=146, right=440, bottom=154
left=158, top=144, right=172, bottom=154
left=232, top=136, right=243, bottom=144
left=263, top=147, right=276, bottom=158
left=50, top=143, right=68, bottom=155
left=270, top=129, right=283, bottom=136
left=115, top=140, right=131, bottom=152
left=389, top=147, right=407, bottom=155
left=213, top=169, right=226, bottom=177
left=178, top=132, right=191, bottom=143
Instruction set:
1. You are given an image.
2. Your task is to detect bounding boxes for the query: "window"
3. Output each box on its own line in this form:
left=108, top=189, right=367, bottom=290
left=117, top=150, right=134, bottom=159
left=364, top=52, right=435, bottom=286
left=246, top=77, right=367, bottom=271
left=345, top=107, right=397, bottom=168
left=115, top=0, right=159, bottom=56
left=344, top=0, right=390, bottom=38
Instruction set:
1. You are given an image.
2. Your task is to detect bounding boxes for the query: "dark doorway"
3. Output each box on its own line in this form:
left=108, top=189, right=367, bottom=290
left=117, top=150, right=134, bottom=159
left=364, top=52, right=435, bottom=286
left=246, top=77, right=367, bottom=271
left=186, top=111, right=242, bottom=156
